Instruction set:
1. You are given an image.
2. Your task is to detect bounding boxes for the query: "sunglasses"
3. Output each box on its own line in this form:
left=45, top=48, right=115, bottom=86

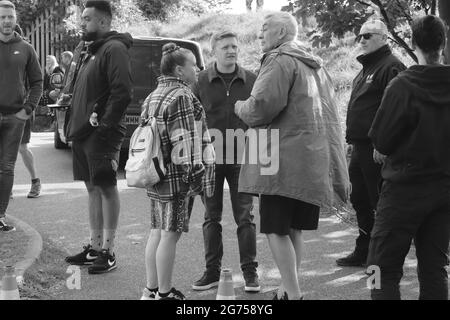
left=356, top=33, right=381, bottom=42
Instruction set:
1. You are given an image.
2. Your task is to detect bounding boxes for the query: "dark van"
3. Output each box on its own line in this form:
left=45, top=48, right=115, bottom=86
left=51, top=36, right=205, bottom=165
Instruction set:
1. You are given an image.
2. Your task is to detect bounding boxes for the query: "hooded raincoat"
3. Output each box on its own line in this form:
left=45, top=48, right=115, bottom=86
left=235, top=41, right=350, bottom=210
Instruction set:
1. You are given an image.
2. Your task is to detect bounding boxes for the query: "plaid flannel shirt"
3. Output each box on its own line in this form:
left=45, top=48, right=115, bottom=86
left=145, top=76, right=215, bottom=201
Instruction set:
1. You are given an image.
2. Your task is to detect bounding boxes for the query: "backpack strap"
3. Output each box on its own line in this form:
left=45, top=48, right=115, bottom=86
left=143, top=87, right=179, bottom=124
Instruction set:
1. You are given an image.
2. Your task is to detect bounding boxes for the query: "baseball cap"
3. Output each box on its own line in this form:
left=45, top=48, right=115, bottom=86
left=359, top=19, right=388, bottom=36
left=0, top=0, right=15, bottom=9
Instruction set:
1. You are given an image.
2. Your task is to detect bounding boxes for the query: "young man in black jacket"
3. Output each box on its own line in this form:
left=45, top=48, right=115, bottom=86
left=0, top=0, right=43, bottom=232
left=368, top=15, right=450, bottom=300
left=65, top=0, right=132, bottom=274
left=191, top=31, right=260, bottom=292
left=337, top=19, right=406, bottom=267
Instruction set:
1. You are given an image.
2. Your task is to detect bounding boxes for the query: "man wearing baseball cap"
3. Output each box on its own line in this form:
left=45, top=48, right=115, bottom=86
left=337, top=19, right=406, bottom=267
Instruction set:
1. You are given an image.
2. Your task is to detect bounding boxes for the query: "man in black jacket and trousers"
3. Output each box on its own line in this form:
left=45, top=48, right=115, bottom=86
left=337, top=19, right=406, bottom=267
left=191, top=31, right=260, bottom=292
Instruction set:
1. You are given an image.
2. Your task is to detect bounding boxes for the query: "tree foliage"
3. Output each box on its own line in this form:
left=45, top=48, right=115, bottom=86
left=282, top=0, right=442, bottom=62
left=136, top=0, right=231, bottom=20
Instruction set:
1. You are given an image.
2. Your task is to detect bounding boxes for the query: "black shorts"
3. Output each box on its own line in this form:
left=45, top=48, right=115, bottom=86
left=72, top=129, right=124, bottom=186
left=21, top=119, right=31, bottom=144
left=259, top=194, right=320, bottom=235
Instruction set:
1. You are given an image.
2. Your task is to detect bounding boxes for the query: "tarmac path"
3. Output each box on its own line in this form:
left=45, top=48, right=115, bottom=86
left=9, top=132, right=439, bottom=300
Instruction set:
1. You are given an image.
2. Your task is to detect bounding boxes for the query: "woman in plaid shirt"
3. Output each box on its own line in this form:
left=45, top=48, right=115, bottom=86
left=141, top=43, right=215, bottom=300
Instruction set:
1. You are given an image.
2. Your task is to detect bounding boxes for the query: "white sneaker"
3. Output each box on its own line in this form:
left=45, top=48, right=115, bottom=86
left=140, top=287, right=157, bottom=300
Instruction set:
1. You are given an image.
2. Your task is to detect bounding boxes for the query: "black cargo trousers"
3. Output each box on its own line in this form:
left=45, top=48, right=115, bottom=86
left=368, top=179, right=450, bottom=300
left=349, top=143, right=382, bottom=256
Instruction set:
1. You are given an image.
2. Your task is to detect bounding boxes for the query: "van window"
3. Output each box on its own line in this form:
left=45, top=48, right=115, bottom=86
left=130, top=41, right=204, bottom=108
left=130, top=45, right=154, bottom=108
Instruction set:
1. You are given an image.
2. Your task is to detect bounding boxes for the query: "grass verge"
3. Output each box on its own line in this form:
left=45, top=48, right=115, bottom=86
left=19, top=237, right=68, bottom=300
left=0, top=227, right=28, bottom=279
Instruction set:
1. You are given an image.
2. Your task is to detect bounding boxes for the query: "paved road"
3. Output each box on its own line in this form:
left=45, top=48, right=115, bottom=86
left=9, top=132, right=437, bottom=300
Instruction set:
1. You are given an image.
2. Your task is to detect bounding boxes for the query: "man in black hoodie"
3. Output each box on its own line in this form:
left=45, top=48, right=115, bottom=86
left=368, top=15, right=450, bottom=300
left=337, top=19, right=406, bottom=267
left=0, top=0, right=43, bottom=232
left=65, top=0, right=132, bottom=274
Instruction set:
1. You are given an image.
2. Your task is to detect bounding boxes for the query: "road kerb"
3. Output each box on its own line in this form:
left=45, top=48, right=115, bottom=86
left=7, top=215, right=43, bottom=284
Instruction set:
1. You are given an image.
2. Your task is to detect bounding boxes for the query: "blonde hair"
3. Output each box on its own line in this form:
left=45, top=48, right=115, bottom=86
left=210, top=30, right=238, bottom=51
left=45, top=55, right=59, bottom=75
left=61, top=51, right=73, bottom=61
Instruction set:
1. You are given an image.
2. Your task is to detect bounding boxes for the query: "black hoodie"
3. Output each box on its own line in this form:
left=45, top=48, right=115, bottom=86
left=67, top=31, right=133, bottom=141
left=0, top=32, right=43, bottom=115
left=369, top=64, right=450, bottom=183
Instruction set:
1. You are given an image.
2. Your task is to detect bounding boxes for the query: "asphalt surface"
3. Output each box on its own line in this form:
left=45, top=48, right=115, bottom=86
left=9, top=132, right=443, bottom=300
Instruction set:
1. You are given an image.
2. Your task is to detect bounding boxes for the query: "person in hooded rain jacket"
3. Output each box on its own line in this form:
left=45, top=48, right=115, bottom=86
left=235, top=12, right=350, bottom=300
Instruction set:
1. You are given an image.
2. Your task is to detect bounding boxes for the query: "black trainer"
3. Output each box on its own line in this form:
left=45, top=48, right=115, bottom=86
left=88, top=249, right=117, bottom=274
left=65, top=245, right=99, bottom=265
left=336, top=251, right=367, bottom=267
left=0, top=219, right=15, bottom=232
left=272, top=291, right=304, bottom=300
left=192, top=271, right=220, bottom=291
left=244, top=272, right=261, bottom=292
left=157, top=288, right=186, bottom=300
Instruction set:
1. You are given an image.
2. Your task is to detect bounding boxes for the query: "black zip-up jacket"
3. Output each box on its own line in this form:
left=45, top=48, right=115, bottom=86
left=0, top=32, right=42, bottom=115
left=346, top=45, right=406, bottom=144
left=67, top=31, right=133, bottom=141
left=369, top=65, right=450, bottom=183
left=192, top=63, right=256, bottom=164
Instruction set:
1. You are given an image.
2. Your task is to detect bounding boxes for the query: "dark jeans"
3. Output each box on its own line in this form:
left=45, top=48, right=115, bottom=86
left=349, top=143, right=382, bottom=255
left=368, top=180, right=450, bottom=300
left=202, top=164, right=257, bottom=275
left=0, top=114, right=26, bottom=218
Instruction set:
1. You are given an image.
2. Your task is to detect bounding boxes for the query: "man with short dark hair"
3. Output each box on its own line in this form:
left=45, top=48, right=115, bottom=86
left=368, top=15, right=450, bottom=300
left=191, top=30, right=260, bottom=292
left=65, top=0, right=132, bottom=274
left=337, top=19, right=406, bottom=267
left=0, top=0, right=43, bottom=232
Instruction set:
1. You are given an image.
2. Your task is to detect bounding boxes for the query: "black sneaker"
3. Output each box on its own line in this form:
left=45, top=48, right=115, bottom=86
left=88, top=249, right=117, bottom=274
left=336, top=251, right=367, bottom=267
left=0, top=219, right=16, bottom=232
left=244, top=272, right=261, bottom=292
left=272, top=291, right=303, bottom=300
left=192, top=271, right=220, bottom=291
left=272, top=292, right=288, bottom=300
left=65, top=245, right=99, bottom=265
left=157, top=288, right=186, bottom=300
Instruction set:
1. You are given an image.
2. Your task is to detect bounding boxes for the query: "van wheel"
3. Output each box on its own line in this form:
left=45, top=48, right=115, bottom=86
left=54, top=121, right=69, bottom=149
